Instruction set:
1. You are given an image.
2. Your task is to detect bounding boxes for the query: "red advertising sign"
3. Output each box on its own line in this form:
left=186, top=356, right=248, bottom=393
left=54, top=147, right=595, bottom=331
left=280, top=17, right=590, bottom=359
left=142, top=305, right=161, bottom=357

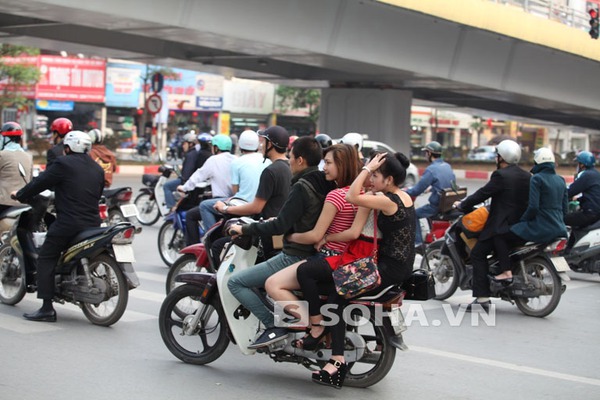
left=36, top=56, right=106, bottom=102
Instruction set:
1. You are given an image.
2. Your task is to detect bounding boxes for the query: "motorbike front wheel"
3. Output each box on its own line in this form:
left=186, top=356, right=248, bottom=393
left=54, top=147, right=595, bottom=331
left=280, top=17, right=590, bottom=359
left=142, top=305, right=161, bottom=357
left=0, top=244, right=26, bottom=305
left=81, top=254, right=129, bottom=326
left=158, top=220, right=185, bottom=267
left=514, top=257, right=562, bottom=318
left=423, top=240, right=459, bottom=300
left=134, top=192, right=160, bottom=226
left=159, top=284, right=229, bottom=365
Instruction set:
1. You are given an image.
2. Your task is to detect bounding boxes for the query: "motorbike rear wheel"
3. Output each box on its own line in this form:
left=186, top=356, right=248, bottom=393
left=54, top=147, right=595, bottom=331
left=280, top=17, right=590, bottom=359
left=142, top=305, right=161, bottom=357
left=0, top=244, right=26, bottom=305
left=159, top=284, right=229, bottom=365
left=514, top=257, right=561, bottom=318
left=134, top=192, right=160, bottom=226
left=158, top=220, right=185, bottom=267
left=423, top=240, right=459, bottom=300
left=81, top=254, right=129, bottom=326
left=166, top=254, right=213, bottom=294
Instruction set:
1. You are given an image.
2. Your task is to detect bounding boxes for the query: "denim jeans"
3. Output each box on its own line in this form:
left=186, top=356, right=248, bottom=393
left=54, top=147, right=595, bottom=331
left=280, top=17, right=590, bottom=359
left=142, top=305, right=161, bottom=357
left=163, top=178, right=182, bottom=209
left=200, top=197, right=226, bottom=230
left=227, top=252, right=303, bottom=328
left=415, top=203, right=439, bottom=245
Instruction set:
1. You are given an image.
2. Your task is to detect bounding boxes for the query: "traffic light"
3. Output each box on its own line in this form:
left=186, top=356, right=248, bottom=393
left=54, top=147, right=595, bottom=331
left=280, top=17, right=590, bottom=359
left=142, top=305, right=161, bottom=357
left=589, top=8, right=599, bottom=39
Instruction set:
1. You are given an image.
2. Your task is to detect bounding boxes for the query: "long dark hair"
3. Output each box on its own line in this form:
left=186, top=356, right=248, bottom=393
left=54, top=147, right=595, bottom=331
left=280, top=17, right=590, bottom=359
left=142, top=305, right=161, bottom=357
left=378, top=152, right=410, bottom=186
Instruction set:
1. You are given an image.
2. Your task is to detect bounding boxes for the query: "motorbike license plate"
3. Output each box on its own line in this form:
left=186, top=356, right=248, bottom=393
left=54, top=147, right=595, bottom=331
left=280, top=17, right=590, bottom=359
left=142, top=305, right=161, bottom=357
left=389, top=307, right=407, bottom=335
left=120, top=204, right=139, bottom=218
left=550, top=256, right=570, bottom=272
left=113, top=244, right=136, bottom=263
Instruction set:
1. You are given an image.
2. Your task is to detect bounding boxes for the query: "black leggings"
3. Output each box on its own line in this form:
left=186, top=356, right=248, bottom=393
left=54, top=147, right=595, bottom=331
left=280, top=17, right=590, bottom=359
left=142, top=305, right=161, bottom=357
left=493, top=231, right=525, bottom=273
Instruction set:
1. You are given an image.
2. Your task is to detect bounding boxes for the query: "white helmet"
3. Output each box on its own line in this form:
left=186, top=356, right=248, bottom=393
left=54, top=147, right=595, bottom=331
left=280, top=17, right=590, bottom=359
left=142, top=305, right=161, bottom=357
left=238, top=129, right=259, bottom=151
left=496, top=140, right=521, bottom=164
left=63, top=130, right=92, bottom=154
left=87, top=129, right=104, bottom=144
left=534, top=147, right=555, bottom=164
left=182, top=132, right=197, bottom=144
left=341, top=132, right=363, bottom=151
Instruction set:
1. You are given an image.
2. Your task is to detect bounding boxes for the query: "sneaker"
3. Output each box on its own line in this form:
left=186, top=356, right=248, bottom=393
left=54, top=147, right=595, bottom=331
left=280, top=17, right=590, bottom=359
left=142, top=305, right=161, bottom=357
left=247, top=327, right=289, bottom=349
left=462, top=299, right=491, bottom=313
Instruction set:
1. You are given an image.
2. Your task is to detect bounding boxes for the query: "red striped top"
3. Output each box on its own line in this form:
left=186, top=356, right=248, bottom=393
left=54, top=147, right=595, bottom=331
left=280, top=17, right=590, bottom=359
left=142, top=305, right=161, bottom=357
left=324, top=187, right=357, bottom=252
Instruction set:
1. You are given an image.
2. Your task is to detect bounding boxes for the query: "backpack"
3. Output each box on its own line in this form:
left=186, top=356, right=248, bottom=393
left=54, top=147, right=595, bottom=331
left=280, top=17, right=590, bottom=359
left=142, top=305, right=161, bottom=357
left=460, top=206, right=489, bottom=238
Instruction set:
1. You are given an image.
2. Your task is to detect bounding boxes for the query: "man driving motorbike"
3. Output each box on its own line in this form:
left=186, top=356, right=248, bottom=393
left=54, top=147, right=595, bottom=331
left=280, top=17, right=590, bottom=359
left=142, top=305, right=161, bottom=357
left=455, top=140, right=531, bottom=312
left=14, top=131, right=104, bottom=322
left=163, top=132, right=199, bottom=210
left=564, top=151, right=600, bottom=230
left=0, top=122, right=33, bottom=214
left=46, top=117, right=73, bottom=167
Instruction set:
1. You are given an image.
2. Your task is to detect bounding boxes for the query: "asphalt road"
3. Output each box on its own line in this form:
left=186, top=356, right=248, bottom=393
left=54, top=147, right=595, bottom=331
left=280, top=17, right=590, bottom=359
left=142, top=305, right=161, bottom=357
left=0, top=175, right=599, bottom=400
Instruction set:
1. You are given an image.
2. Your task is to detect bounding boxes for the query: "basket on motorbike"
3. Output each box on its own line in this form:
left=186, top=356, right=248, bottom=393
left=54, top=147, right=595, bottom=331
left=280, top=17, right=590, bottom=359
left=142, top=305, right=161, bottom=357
left=142, top=174, right=159, bottom=187
left=438, top=187, right=467, bottom=213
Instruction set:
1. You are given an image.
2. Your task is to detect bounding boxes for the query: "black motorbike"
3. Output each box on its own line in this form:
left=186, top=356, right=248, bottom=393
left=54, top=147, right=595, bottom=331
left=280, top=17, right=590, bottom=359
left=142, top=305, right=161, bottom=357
left=102, top=186, right=137, bottom=225
left=423, top=216, right=570, bottom=317
left=0, top=194, right=140, bottom=326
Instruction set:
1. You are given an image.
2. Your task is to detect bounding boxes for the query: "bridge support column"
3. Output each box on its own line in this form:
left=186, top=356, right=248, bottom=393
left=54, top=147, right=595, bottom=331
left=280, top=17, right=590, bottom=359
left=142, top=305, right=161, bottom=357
left=319, top=88, right=413, bottom=156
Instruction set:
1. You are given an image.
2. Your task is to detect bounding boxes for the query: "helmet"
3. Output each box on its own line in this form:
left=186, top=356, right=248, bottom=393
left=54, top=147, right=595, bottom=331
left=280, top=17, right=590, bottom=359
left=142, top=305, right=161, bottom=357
left=182, top=132, right=197, bottom=144
left=287, top=135, right=299, bottom=151
left=238, top=130, right=259, bottom=151
left=340, top=132, right=363, bottom=151
left=87, top=129, right=104, bottom=144
left=50, top=117, right=73, bottom=136
left=315, top=133, right=332, bottom=149
left=63, top=130, right=92, bottom=154
left=533, top=147, right=555, bottom=164
left=422, top=141, right=443, bottom=155
left=576, top=151, right=595, bottom=168
left=197, top=132, right=212, bottom=143
left=258, top=126, right=289, bottom=152
left=496, top=140, right=521, bottom=164
left=0, top=122, right=23, bottom=137
left=212, top=134, right=232, bottom=152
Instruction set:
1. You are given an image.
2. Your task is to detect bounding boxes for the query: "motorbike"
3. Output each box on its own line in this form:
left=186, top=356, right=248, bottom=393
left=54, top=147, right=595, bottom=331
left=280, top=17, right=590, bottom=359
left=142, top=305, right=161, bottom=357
left=166, top=136, right=183, bottom=161
left=135, top=137, right=153, bottom=157
left=133, top=162, right=179, bottom=226
left=101, top=186, right=138, bottom=226
left=416, top=186, right=467, bottom=250
left=423, top=215, right=570, bottom=317
left=158, top=217, right=407, bottom=388
left=561, top=219, right=600, bottom=275
left=0, top=194, right=140, bottom=326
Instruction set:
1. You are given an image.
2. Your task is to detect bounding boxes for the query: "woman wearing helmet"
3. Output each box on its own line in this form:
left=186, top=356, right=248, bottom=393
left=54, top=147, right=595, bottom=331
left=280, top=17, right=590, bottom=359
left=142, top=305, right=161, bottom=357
left=565, top=151, right=600, bottom=230
left=88, top=129, right=118, bottom=188
left=455, top=139, right=531, bottom=312
left=14, top=130, right=104, bottom=322
left=47, top=117, right=73, bottom=167
left=0, top=122, right=33, bottom=212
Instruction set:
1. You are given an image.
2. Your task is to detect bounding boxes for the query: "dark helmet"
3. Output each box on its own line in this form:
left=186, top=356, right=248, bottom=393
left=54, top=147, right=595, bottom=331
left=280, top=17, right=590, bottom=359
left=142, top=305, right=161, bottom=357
left=50, top=117, right=73, bottom=136
left=422, top=141, right=443, bottom=155
left=314, top=133, right=333, bottom=149
left=576, top=151, right=595, bottom=168
left=1, top=121, right=23, bottom=137
left=258, top=125, right=289, bottom=152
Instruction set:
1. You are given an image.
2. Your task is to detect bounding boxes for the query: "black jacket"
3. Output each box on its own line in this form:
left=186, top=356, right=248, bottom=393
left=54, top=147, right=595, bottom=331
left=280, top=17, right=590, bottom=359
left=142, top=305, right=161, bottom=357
left=17, top=153, right=105, bottom=235
left=459, top=164, right=531, bottom=241
left=46, top=143, right=65, bottom=168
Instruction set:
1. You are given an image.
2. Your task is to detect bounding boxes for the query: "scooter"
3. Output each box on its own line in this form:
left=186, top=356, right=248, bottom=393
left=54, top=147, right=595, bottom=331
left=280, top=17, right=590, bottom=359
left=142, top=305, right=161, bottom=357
left=133, top=163, right=179, bottom=226
left=101, top=186, right=138, bottom=226
left=561, top=219, right=600, bottom=275
left=423, top=216, right=570, bottom=317
left=158, top=217, right=407, bottom=388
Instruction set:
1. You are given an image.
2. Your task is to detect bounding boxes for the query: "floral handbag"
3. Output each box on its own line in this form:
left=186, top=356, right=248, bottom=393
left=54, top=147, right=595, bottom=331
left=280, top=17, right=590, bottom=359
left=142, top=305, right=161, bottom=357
left=332, top=212, right=381, bottom=299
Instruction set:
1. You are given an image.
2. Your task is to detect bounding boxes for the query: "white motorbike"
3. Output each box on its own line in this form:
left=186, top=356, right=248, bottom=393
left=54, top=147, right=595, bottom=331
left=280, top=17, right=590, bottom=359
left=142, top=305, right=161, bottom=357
left=158, top=218, right=408, bottom=388
left=562, top=219, right=600, bottom=275
left=134, top=163, right=178, bottom=226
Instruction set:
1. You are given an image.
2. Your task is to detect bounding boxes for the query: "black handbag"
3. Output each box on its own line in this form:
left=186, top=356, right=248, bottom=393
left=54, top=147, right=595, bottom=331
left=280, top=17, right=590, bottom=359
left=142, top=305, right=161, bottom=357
left=402, top=269, right=436, bottom=300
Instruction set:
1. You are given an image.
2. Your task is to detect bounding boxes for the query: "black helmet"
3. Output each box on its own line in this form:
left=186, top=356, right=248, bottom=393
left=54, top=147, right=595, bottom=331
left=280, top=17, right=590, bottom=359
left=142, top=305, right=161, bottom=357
left=314, top=133, right=332, bottom=149
left=422, top=141, right=443, bottom=155
left=258, top=125, right=289, bottom=152
left=1, top=122, right=23, bottom=137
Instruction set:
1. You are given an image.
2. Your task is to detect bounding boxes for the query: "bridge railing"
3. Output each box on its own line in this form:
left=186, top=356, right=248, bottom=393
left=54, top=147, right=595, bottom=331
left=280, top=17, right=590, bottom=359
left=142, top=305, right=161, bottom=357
left=489, top=0, right=593, bottom=31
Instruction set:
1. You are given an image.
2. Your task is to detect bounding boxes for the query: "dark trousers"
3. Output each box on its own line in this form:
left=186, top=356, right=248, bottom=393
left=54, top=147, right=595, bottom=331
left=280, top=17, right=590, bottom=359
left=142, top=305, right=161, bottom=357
left=37, top=233, right=77, bottom=300
left=185, top=206, right=202, bottom=246
left=564, top=210, right=600, bottom=229
left=493, top=231, right=525, bottom=273
left=470, top=238, right=495, bottom=297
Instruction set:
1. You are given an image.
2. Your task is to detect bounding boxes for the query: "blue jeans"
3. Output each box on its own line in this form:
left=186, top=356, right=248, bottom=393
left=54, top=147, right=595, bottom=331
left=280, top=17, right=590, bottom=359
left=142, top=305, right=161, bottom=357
left=199, top=197, right=226, bottom=230
left=163, top=178, right=182, bottom=209
left=227, top=252, right=303, bottom=328
left=415, top=203, right=439, bottom=245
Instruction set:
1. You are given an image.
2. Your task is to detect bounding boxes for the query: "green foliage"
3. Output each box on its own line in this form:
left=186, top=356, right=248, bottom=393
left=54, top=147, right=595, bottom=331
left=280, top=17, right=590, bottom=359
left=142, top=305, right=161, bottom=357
left=276, top=86, right=320, bottom=126
left=0, top=44, right=40, bottom=110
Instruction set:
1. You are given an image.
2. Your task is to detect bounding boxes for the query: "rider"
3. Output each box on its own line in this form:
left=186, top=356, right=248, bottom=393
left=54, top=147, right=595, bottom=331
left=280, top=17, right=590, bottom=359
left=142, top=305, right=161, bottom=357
left=455, top=140, right=531, bottom=312
left=46, top=117, right=73, bottom=167
left=14, top=131, right=104, bottom=322
left=314, top=133, right=332, bottom=171
left=227, top=136, right=337, bottom=347
left=405, top=141, right=455, bottom=247
left=195, top=132, right=213, bottom=169
left=564, top=151, right=600, bottom=231
left=87, top=129, right=118, bottom=188
left=340, top=132, right=364, bottom=163
left=0, top=122, right=33, bottom=214
left=163, top=132, right=199, bottom=210
left=178, top=134, right=235, bottom=245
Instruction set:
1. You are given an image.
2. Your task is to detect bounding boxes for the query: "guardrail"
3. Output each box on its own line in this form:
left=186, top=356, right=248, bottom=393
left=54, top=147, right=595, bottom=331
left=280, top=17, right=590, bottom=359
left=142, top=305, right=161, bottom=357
left=489, top=0, right=593, bottom=31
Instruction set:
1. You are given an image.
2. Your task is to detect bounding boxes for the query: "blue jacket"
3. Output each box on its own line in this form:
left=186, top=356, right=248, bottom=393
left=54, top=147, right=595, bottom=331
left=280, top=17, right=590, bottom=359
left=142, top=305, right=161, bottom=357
left=568, top=167, right=600, bottom=213
left=406, top=159, right=455, bottom=209
left=511, top=163, right=568, bottom=243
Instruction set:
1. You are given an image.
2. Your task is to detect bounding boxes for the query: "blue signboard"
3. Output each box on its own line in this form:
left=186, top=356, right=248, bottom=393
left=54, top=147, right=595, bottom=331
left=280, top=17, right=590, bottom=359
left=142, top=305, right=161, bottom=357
left=35, top=100, right=75, bottom=111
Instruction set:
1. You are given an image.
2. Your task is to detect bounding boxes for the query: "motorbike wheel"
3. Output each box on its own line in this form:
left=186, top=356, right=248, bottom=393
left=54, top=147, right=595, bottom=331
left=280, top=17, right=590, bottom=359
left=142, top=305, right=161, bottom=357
left=134, top=193, right=160, bottom=226
left=159, top=284, right=229, bottom=365
left=0, top=244, right=26, bottom=305
left=514, top=257, right=562, bottom=318
left=81, top=254, right=129, bottom=327
left=423, top=240, right=459, bottom=300
left=166, top=254, right=211, bottom=294
left=158, top=220, right=185, bottom=267
left=343, top=310, right=397, bottom=388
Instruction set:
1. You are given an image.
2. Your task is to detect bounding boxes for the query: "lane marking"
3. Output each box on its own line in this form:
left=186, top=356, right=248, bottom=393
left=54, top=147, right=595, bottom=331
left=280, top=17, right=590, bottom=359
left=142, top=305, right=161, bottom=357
left=136, top=271, right=167, bottom=283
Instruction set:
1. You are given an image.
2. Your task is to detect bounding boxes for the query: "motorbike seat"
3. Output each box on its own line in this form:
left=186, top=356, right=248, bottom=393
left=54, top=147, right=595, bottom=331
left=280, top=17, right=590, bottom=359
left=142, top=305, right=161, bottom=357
left=142, top=174, right=159, bottom=187
left=103, top=187, right=131, bottom=197
left=0, top=205, right=31, bottom=219
left=69, top=227, right=110, bottom=245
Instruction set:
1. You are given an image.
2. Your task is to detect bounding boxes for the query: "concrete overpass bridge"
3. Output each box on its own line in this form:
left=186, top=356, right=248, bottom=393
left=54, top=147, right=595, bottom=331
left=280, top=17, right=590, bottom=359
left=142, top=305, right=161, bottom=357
left=0, top=0, right=599, bottom=154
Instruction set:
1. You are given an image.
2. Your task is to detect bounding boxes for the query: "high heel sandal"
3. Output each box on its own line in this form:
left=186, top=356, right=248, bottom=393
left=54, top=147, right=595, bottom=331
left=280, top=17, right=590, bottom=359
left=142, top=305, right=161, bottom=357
left=312, top=359, right=347, bottom=389
left=296, top=325, right=329, bottom=351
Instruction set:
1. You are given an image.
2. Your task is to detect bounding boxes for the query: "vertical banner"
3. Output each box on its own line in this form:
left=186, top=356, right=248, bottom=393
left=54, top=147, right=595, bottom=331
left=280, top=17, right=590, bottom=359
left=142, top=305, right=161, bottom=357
left=219, top=112, right=230, bottom=135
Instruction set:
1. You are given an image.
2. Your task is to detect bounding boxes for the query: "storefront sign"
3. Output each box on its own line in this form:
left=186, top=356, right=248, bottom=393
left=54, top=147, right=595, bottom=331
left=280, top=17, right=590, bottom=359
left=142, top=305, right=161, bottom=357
left=222, top=78, right=275, bottom=115
left=105, top=63, right=143, bottom=107
left=35, top=99, right=74, bottom=111
left=36, top=56, right=106, bottom=102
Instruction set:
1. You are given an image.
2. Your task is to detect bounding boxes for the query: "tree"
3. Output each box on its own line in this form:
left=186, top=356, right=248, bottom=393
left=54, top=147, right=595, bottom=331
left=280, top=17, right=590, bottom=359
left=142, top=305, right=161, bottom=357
left=0, top=44, right=40, bottom=113
left=276, top=86, right=320, bottom=132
